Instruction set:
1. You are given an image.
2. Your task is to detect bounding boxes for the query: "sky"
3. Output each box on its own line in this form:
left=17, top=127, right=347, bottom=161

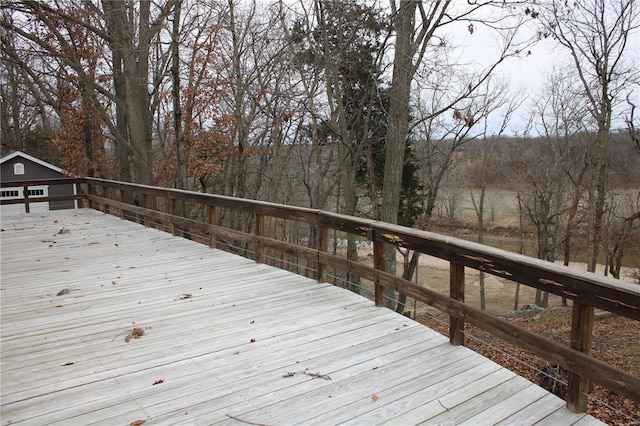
left=451, top=10, right=640, bottom=136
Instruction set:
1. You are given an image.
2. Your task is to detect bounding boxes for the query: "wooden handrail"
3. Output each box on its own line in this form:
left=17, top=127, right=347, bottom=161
left=2, top=177, right=639, bottom=409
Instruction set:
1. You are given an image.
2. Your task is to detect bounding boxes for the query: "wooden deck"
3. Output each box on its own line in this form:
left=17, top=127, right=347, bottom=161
left=0, top=209, right=603, bottom=425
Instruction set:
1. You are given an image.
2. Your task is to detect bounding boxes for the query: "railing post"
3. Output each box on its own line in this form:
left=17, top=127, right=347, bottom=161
left=255, top=213, right=265, bottom=263
left=170, top=197, right=178, bottom=236
left=79, top=182, right=88, bottom=208
left=317, top=224, right=328, bottom=282
left=98, top=185, right=106, bottom=212
left=373, top=239, right=385, bottom=307
left=119, top=189, right=126, bottom=219
left=449, top=262, right=465, bottom=346
left=142, top=193, right=150, bottom=226
left=208, top=205, right=217, bottom=248
left=567, top=301, right=594, bottom=412
left=23, top=185, right=30, bottom=213
left=105, top=187, right=111, bottom=215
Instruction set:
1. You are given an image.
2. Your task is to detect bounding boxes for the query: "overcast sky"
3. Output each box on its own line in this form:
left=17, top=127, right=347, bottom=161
left=453, top=16, right=640, bottom=136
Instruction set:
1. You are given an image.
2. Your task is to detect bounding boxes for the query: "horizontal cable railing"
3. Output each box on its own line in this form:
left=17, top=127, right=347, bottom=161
left=2, top=177, right=639, bottom=413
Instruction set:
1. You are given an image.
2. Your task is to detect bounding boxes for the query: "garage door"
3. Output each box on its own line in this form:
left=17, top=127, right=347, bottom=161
left=0, top=186, right=49, bottom=216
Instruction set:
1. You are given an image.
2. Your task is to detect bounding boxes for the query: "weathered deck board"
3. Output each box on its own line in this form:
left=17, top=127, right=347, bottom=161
left=1, top=209, right=603, bottom=425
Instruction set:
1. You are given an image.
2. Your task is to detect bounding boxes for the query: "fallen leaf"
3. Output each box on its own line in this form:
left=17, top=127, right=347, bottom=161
left=250, top=338, right=256, bottom=343
left=372, top=394, right=379, bottom=401
left=130, top=421, right=146, bottom=426
left=125, top=327, right=145, bottom=342
left=57, top=288, right=71, bottom=296
left=153, top=379, right=164, bottom=385
left=55, top=228, right=71, bottom=235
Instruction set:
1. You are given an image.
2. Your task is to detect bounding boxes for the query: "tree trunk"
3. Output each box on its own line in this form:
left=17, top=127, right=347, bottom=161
left=478, top=188, right=486, bottom=311
left=171, top=0, right=187, bottom=190
left=102, top=0, right=169, bottom=185
left=112, top=48, right=131, bottom=183
left=379, top=1, right=418, bottom=310
left=395, top=250, right=419, bottom=313
left=380, top=0, right=417, bottom=278
left=514, top=193, right=525, bottom=310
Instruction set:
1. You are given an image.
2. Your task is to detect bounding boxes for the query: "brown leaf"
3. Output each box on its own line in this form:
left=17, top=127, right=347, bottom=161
left=250, top=338, right=256, bottom=343
left=153, top=379, right=164, bottom=385
left=125, top=327, right=145, bottom=342
left=372, top=394, right=379, bottom=401
left=130, top=421, right=146, bottom=426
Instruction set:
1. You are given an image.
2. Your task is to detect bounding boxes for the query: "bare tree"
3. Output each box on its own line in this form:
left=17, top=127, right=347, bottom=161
left=536, top=0, right=640, bottom=273
left=603, top=194, right=640, bottom=279
left=2, top=1, right=177, bottom=182
left=527, top=67, right=593, bottom=304
left=380, top=0, right=536, bottom=279
left=468, top=83, right=521, bottom=310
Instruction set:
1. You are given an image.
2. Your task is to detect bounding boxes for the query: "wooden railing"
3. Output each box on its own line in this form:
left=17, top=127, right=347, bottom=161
left=2, top=177, right=639, bottom=412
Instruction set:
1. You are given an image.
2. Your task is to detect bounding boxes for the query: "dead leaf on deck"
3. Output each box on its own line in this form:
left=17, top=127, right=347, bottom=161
left=57, top=288, right=72, bottom=296
left=372, top=394, right=379, bottom=401
left=153, top=379, right=164, bottom=385
left=130, top=421, right=146, bottom=426
left=54, top=228, right=71, bottom=236
left=125, top=327, right=145, bottom=342
left=250, top=338, right=256, bottom=343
